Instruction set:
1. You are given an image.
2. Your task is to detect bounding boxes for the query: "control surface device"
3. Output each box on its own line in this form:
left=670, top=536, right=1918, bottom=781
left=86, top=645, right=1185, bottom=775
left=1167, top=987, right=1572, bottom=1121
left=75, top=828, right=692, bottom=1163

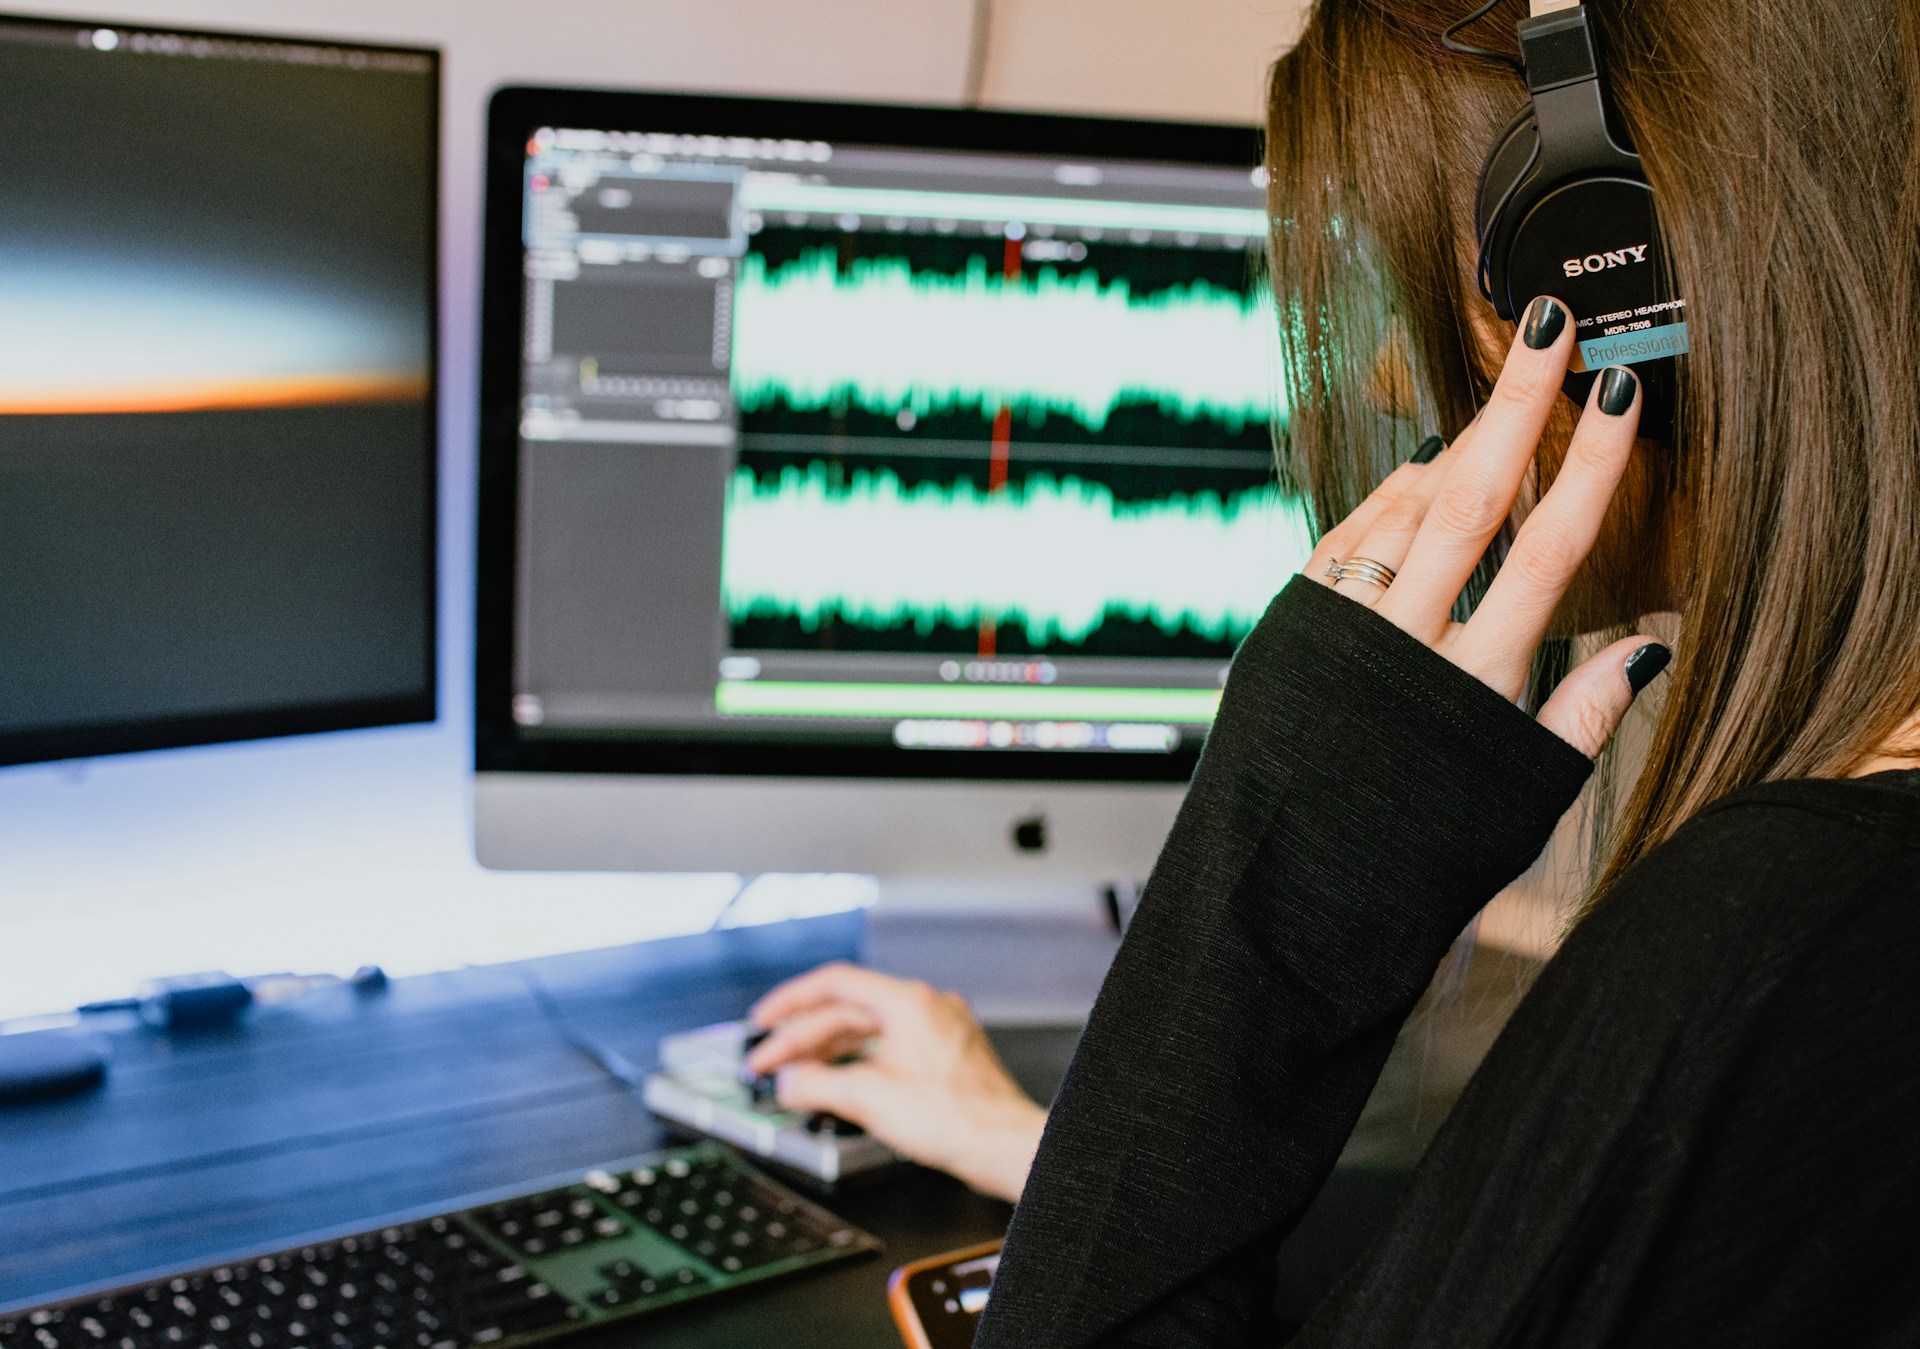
left=647, top=1021, right=899, bottom=1183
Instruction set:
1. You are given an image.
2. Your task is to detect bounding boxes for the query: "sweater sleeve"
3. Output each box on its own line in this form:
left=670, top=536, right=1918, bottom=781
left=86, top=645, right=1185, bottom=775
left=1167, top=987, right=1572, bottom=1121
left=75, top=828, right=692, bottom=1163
left=972, top=575, right=1594, bottom=1349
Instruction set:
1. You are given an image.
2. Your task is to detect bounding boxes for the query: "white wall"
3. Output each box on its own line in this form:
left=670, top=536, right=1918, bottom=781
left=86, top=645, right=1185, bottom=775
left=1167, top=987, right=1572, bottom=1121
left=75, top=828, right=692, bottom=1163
left=0, top=0, right=1308, bottom=1022
left=977, top=0, right=1302, bottom=120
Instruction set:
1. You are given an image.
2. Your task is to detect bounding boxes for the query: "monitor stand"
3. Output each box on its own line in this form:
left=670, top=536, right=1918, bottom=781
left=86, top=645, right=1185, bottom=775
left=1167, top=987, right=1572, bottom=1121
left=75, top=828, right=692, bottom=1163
left=859, top=880, right=1133, bottom=1027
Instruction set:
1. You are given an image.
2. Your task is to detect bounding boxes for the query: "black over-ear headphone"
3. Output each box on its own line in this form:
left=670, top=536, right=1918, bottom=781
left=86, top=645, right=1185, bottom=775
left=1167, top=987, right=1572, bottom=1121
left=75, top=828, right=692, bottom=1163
left=1471, top=1, right=1682, bottom=442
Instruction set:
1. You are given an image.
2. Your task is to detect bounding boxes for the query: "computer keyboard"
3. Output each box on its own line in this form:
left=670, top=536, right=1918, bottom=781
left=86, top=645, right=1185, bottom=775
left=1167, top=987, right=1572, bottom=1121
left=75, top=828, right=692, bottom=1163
left=0, top=1140, right=880, bottom=1349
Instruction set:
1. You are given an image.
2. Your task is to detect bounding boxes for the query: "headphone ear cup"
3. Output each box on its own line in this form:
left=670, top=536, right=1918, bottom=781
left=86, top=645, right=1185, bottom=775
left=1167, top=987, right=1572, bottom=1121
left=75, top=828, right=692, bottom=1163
left=1476, top=103, right=1540, bottom=315
left=1506, top=174, right=1677, bottom=442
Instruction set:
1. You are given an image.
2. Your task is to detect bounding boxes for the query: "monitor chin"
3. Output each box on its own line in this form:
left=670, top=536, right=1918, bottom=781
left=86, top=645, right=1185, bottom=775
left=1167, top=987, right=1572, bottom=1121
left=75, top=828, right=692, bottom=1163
left=473, top=771, right=1181, bottom=880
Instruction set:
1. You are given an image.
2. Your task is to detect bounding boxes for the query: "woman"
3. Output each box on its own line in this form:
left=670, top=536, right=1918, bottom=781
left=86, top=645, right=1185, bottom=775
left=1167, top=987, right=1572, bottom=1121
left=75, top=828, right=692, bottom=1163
left=975, top=0, right=1920, bottom=1343
left=762, top=0, right=1920, bottom=1342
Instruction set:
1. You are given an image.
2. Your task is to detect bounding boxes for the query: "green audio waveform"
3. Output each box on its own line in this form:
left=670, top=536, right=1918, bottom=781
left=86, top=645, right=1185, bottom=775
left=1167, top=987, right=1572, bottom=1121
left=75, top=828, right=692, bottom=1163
left=731, top=250, right=1281, bottom=433
left=722, top=464, right=1314, bottom=647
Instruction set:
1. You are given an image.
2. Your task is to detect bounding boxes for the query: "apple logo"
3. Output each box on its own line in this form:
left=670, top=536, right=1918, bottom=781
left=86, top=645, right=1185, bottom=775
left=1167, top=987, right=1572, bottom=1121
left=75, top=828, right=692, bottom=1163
left=1012, top=813, right=1048, bottom=853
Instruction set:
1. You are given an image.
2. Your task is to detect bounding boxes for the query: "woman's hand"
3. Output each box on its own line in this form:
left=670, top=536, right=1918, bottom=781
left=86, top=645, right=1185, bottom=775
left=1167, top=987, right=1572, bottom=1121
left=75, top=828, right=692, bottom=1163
left=746, top=963, right=1046, bottom=1204
left=1306, top=297, right=1670, bottom=756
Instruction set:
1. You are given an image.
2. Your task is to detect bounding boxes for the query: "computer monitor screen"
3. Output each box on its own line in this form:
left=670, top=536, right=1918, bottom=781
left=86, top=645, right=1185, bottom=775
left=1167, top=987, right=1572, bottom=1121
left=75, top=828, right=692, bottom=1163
left=0, top=14, right=438, bottom=768
left=479, top=88, right=1311, bottom=810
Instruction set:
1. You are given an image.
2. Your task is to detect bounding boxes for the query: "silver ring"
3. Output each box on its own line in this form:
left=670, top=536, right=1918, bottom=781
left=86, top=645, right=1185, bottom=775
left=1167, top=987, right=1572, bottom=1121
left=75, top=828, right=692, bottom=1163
left=1325, top=556, right=1398, bottom=590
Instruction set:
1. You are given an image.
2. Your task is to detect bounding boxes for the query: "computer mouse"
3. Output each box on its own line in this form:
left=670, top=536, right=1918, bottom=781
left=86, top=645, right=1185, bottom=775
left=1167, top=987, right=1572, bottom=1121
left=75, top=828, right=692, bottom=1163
left=0, top=1029, right=110, bottom=1105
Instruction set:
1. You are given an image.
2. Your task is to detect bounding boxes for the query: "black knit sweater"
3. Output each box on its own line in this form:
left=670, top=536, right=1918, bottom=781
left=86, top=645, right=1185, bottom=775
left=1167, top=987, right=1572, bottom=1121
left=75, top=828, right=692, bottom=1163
left=974, top=576, right=1920, bottom=1348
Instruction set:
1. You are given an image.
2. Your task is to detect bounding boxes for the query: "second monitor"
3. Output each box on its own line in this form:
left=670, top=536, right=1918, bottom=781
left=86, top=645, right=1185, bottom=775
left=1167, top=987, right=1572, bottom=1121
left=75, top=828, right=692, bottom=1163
left=476, top=89, right=1312, bottom=876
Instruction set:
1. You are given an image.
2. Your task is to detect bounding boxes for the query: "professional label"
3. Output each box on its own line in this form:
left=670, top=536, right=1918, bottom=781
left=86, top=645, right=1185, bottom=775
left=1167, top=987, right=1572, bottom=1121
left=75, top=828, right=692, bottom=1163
left=1579, top=321, right=1690, bottom=370
left=1571, top=291, right=1689, bottom=372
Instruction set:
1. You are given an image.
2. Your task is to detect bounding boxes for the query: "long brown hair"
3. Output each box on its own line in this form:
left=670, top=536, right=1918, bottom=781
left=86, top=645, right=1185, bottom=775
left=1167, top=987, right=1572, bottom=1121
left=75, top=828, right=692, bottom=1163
left=1264, top=0, right=1920, bottom=895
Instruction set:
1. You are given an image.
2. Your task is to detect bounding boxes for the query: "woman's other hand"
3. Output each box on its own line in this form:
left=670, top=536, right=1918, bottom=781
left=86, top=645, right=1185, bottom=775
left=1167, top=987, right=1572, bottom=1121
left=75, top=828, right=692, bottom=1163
left=746, top=962, right=1046, bottom=1204
left=1306, top=297, right=1671, bottom=757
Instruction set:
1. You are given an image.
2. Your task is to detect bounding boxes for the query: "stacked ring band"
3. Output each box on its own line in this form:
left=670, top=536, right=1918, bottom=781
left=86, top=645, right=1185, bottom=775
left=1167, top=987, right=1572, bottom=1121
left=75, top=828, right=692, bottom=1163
left=1325, top=556, right=1399, bottom=590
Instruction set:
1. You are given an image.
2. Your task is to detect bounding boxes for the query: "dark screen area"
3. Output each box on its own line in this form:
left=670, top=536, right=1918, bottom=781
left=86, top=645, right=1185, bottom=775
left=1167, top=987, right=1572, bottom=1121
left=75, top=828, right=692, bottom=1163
left=548, top=270, right=720, bottom=374
left=0, top=19, right=437, bottom=765
left=568, top=176, right=735, bottom=241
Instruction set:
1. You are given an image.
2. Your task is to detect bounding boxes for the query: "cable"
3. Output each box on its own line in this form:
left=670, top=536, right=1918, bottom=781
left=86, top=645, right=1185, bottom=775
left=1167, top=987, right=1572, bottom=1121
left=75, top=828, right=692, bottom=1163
left=1442, top=0, right=1526, bottom=73
left=517, top=873, right=782, bottom=1094
left=515, top=968, right=647, bottom=1093
left=8, top=971, right=630, bottom=1207
left=960, top=0, right=994, bottom=108
left=705, top=874, right=759, bottom=934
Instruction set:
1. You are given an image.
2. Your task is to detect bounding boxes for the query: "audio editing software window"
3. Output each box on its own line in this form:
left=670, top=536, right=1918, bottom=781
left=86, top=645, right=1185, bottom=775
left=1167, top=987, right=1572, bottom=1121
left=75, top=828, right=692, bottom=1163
left=512, top=126, right=1314, bottom=755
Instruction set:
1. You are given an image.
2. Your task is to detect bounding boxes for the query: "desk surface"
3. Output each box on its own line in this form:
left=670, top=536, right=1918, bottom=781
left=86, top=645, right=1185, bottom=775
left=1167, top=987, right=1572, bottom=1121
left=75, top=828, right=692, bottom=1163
left=0, top=913, right=1076, bottom=1347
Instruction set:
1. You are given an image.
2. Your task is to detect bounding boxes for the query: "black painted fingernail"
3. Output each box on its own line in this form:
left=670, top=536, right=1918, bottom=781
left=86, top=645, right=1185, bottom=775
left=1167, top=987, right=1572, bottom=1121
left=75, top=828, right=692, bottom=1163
left=1409, top=434, right=1445, bottom=465
left=1522, top=296, right=1568, bottom=349
left=1598, top=366, right=1639, bottom=417
left=1625, top=642, right=1672, bottom=694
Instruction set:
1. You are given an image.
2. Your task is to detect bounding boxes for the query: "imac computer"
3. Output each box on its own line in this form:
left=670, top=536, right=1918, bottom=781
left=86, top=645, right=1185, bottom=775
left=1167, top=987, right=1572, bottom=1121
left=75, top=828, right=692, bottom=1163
left=474, top=88, right=1313, bottom=878
left=0, top=14, right=438, bottom=769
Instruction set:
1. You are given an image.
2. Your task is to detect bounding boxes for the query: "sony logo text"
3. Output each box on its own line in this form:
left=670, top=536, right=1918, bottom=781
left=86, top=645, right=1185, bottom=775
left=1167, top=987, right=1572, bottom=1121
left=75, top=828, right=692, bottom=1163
left=1563, top=245, right=1651, bottom=277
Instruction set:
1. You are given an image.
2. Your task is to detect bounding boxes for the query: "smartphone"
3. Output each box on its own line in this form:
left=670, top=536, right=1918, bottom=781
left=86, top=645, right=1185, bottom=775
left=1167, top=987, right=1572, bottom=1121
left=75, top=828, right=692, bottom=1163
left=887, top=1240, right=1003, bottom=1349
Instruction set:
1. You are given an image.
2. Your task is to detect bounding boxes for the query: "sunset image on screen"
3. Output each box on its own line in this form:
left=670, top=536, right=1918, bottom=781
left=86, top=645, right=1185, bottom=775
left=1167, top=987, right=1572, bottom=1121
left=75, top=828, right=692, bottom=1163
left=0, top=28, right=437, bottom=742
